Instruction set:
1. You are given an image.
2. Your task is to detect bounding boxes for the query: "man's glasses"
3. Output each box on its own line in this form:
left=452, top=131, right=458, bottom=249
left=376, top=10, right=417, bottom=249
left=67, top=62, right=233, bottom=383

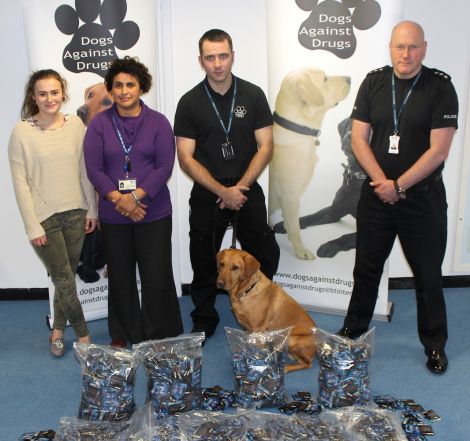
left=391, top=44, right=423, bottom=53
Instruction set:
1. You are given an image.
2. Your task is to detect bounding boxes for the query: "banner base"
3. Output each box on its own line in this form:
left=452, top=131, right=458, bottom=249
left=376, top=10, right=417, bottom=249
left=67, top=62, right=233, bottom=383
left=302, top=301, right=395, bottom=323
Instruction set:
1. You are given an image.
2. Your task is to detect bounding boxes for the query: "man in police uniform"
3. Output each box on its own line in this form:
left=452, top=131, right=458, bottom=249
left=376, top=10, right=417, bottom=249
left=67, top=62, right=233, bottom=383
left=337, top=21, right=458, bottom=374
left=174, top=29, right=280, bottom=339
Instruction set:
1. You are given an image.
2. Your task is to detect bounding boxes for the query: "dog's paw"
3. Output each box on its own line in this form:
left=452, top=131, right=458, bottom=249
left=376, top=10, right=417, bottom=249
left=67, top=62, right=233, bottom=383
left=317, top=241, right=341, bottom=258
left=318, top=233, right=356, bottom=258
left=295, top=246, right=316, bottom=260
left=55, top=0, right=140, bottom=78
left=77, top=264, right=100, bottom=283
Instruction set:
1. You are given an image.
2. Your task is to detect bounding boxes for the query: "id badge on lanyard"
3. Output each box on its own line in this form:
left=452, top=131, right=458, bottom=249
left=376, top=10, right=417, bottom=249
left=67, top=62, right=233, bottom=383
left=118, top=179, right=137, bottom=190
left=204, top=77, right=238, bottom=162
left=390, top=71, right=421, bottom=155
left=389, top=134, right=400, bottom=154
left=112, top=113, right=137, bottom=190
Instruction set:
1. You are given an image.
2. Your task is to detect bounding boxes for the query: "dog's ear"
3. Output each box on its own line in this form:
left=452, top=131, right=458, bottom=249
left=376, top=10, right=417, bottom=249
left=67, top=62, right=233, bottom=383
left=297, top=73, right=324, bottom=106
left=83, top=85, right=93, bottom=101
left=216, top=250, right=225, bottom=271
left=242, top=252, right=261, bottom=279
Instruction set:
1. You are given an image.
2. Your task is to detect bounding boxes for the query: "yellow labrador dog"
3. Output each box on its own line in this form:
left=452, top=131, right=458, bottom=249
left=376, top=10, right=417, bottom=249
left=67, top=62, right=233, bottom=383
left=269, top=68, right=350, bottom=259
left=216, top=248, right=316, bottom=373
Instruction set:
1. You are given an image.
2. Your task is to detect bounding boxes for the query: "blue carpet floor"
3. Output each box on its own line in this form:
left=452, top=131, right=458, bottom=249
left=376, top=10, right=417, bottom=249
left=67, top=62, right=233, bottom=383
left=0, top=288, right=468, bottom=440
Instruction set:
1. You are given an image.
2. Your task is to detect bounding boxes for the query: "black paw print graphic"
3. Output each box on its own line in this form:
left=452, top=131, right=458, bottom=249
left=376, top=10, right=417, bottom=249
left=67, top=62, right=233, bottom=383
left=55, top=0, right=140, bottom=78
left=296, top=0, right=381, bottom=59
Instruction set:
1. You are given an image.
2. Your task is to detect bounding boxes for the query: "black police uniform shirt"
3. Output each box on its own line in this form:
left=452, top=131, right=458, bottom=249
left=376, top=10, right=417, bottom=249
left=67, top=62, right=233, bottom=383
left=351, top=65, right=458, bottom=183
left=174, top=75, right=273, bottom=181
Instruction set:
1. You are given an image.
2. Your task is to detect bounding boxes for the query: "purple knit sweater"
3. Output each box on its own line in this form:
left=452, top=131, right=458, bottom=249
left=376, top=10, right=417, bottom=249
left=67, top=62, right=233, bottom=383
left=84, top=102, right=174, bottom=224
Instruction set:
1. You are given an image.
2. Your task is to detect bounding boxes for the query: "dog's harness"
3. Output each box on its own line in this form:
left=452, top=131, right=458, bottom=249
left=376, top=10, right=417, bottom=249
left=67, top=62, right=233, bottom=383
left=236, top=274, right=261, bottom=298
left=273, top=112, right=321, bottom=140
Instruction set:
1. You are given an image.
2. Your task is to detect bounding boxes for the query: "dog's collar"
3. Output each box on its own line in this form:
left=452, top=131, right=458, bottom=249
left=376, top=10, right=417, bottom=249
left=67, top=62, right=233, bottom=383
left=236, top=275, right=261, bottom=298
left=273, top=112, right=321, bottom=138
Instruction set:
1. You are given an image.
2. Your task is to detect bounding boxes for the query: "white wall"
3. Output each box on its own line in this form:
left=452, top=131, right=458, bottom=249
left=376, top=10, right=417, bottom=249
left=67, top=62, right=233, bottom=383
left=1, top=0, right=469, bottom=289
left=0, top=2, right=47, bottom=287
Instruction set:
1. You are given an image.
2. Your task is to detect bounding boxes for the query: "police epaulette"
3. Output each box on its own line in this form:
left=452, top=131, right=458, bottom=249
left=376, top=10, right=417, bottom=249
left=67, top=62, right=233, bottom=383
left=431, top=68, right=451, bottom=80
left=367, top=66, right=391, bottom=76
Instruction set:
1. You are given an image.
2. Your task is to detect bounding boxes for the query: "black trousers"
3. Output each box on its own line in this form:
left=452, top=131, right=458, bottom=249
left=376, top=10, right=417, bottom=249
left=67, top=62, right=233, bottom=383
left=188, top=181, right=280, bottom=330
left=101, top=216, right=183, bottom=344
left=344, top=179, right=448, bottom=351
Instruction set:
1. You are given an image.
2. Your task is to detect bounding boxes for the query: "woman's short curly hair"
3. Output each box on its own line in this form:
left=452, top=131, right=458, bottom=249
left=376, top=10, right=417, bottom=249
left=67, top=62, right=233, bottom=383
left=104, top=56, right=152, bottom=93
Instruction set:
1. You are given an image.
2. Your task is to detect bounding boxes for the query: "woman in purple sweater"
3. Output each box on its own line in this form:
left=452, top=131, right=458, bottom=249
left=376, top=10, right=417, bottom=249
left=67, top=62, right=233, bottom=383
left=84, top=57, right=183, bottom=346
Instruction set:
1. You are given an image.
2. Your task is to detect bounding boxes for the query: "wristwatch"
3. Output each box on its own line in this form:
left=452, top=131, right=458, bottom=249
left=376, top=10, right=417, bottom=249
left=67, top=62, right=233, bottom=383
left=393, top=180, right=406, bottom=199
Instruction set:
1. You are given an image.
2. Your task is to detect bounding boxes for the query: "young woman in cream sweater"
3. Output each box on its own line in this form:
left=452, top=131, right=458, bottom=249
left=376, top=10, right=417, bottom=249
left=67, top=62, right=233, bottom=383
left=8, top=69, right=97, bottom=357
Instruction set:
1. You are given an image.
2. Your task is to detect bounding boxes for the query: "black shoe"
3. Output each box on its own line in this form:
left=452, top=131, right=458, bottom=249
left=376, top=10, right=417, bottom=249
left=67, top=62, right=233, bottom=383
left=425, top=349, right=448, bottom=374
left=336, top=326, right=368, bottom=339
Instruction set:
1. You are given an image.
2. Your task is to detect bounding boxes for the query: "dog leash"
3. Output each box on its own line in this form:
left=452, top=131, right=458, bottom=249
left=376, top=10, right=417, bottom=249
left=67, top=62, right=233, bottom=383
left=230, top=211, right=239, bottom=249
left=212, top=207, right=240, bottom=255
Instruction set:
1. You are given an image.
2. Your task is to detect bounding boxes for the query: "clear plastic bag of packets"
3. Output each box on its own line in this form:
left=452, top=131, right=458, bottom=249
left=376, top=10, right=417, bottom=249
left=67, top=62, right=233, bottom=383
left=133, top=333, right=204, bottom=418
left=243, top=410, right=344, bottom=441
left=225, top=327, right=291, bottom=409
left=295, top=413, right=349, bottom=440
left=118, top=405, right=245, bottom=441
left=332, top=405, right=408, bottom=441
left=177, top=410, right=246, bottom=441
left=54, top=416, right=130, bottom=440
left=74, top=343, right=139, bottom=421
left=117, top=403, right=181, bottom=440
left=312, top=327, right=375, bottom=409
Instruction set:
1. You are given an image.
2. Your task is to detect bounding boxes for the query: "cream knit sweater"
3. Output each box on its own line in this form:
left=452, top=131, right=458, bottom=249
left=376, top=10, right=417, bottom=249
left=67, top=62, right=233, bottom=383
left=8, top=114, right=97, bottom=240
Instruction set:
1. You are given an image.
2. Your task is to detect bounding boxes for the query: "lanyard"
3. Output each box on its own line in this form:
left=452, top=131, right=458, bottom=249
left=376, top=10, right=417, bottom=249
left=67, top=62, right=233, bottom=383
left=111, top=110, right=136, bottom=177
left=111, top=111, right=133, bottom=156
left=391, top=71, right=421, bottom=135
left=203, top=76, right=237, bottom=140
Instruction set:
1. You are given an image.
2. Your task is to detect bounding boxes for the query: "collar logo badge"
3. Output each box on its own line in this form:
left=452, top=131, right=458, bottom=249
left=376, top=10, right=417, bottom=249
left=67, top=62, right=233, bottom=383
left=234, top=106, right=247, bottom=118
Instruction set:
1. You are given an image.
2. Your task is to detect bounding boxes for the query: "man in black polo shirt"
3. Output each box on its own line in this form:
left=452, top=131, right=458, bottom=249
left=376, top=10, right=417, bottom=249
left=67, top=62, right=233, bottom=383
left=174, top=29, right=280, bottom=339
left=337, top=21, right=458, bottom=374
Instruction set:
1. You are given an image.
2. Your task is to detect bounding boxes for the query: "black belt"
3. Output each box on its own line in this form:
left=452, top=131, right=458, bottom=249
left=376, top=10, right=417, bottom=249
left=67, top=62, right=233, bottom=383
left=407, top=174, right=442, bottom=193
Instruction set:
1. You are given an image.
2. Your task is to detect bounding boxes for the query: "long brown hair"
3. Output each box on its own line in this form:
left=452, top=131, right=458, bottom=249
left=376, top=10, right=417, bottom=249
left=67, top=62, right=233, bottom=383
left=21, top=69, right=69, bottom=119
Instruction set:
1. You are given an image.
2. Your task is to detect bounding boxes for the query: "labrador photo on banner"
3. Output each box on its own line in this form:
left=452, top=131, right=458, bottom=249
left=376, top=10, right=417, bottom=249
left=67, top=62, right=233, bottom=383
left=267, top=0, right=404, bottom=319
left=21, top=0, right=160, bottom=325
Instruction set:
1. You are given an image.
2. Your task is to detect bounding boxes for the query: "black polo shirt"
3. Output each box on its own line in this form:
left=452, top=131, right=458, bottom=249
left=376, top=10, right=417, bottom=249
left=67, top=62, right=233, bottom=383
left=174, top=75, right=273, bottom=180
left=351, top=65, right=458, bottom=181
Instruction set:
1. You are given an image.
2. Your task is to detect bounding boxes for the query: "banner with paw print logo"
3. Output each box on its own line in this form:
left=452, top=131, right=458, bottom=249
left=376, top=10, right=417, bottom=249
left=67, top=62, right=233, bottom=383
left=55, top=0, right=140, bottom=77
left=21, top=0, right=161, bottom=325
left=267, top=0, right=403, bottom=319
left=21, top=0, right=159, bottom=119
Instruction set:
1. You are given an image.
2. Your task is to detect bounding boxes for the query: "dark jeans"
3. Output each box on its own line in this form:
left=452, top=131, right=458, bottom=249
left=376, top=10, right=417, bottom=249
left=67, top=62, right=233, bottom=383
left=344, top=180, right=448, bottom=351
left=101, top=216, right=183, bottom=344
left=34, top=209, right=89, bottom=337
left=188, top=182, right=280, bottom=330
